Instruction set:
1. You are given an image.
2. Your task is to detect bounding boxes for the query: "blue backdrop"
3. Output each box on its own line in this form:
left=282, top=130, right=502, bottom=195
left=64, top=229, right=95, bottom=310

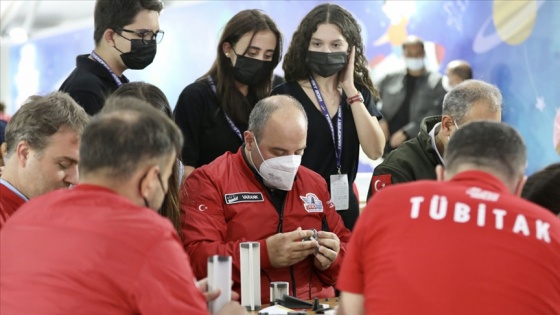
left=8, top=0, right=560, bottom=175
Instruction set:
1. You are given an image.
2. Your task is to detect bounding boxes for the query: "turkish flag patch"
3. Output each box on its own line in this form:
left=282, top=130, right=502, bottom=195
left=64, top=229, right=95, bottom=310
left=370, top=174, right=392, bottom=197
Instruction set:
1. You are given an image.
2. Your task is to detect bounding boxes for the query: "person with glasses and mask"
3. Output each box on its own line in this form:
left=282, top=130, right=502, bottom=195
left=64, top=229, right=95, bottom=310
left=272, top=3, right=385, bottom=231
left=181, top=95, right=351, bottom=304
left=368, top=79, right=503, bottom=200
left=0, top=98, right=247, bottom=315
left=173, top=9, right=282, bottom=179
left=60, top=0, right=165, bottom=116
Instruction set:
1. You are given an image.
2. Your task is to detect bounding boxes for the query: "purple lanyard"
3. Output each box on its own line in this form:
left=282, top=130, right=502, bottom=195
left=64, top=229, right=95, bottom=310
left=207, top=76, right=243, bottom=141
left=90, top=51, right=124, bottom=87
left=308, top=76, right=343, bottom=171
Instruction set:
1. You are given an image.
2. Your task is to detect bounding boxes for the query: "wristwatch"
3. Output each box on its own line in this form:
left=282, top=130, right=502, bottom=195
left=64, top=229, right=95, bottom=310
left=346, top=92, right=364, bottom=105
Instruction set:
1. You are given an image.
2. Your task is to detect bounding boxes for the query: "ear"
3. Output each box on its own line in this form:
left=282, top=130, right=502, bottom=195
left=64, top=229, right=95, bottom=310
left=435, top=165, right=445, bottom=182
left=139, top=165, right=160, bottom=199
left=0, top=142, right=7, bottom=158
left=513, top=175, right=527, bottom=197
left=243, top=131, right=254, bottom=151
left=16, top=141, right=31, bottom=167
left=222, top=42, right=232, bottom=58
left=440, top=115, right=455, bottom=137
left=103, top=29, right=117, bottom=46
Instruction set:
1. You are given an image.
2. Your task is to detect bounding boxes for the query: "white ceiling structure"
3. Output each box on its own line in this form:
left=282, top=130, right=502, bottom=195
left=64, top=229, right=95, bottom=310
left=0, top=0, right=184, bottom=43
left=1, top=1, right=95, bottom=42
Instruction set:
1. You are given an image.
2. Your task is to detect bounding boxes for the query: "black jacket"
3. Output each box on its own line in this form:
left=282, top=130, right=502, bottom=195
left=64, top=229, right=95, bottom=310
left=60, top=54, right=129, bottom=115
left=367, top=115, right=442, bottom=199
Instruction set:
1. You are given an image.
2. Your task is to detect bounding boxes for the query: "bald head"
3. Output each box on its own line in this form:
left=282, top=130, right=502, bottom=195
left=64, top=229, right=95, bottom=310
left=446, top=60, right=472, bottom=87
left=248, top=95, right=308, bottom=140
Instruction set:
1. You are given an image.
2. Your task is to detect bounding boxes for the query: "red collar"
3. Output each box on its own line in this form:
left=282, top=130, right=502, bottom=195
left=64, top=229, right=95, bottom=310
left=449, top=170, right=511, bottom=194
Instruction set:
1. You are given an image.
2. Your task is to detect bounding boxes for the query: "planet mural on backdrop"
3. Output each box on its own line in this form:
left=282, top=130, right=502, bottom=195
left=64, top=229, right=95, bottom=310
left=473, top=0, right=545, bottom=53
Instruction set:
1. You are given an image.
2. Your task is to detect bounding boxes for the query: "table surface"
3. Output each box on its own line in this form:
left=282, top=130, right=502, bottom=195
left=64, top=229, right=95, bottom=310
left=248, top=298, right=339, bottom=314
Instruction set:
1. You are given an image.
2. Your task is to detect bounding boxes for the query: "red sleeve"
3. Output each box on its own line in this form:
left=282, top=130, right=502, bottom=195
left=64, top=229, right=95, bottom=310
left=131, top=235, right=208, bottom=315
left=336, top=202, right=370, bottom=294
left=180, top=169, right=270, bottom=288
left=315, top=187, right=352, bottom=285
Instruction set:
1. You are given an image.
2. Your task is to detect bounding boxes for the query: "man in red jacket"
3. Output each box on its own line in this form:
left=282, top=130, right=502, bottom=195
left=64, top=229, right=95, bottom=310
left=0, top=97, right=246, bottom=315
left=0, top=92, right=89, bottom=229
left=181, top=95, right=352, bottom=303
left=337, top=121, right=560, bottom=315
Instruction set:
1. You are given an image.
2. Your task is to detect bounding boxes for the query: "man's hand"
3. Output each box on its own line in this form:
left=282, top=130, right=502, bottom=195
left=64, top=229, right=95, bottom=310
left=196, top=278, right=239, bottom=302
left=313, top=231, right=340, bottom=270
left=266, top=227, right=319, bottom=268
left=216, top=301, right=248, bottom=315
left=389, top=130, right=408, bottom=148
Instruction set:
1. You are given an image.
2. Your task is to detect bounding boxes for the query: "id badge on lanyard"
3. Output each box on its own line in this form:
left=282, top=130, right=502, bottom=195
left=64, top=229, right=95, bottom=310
left=309, top=76, right=349, bottom=210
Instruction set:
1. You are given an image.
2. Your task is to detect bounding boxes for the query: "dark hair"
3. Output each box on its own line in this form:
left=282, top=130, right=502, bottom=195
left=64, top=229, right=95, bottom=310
left=113, top=82, right=172, bottom=118
left=282, top=3, right=377, bottom=98
left=112, top=83, right=183, bottom=238
left=521, top=163, right=560, bottom=215
left=94, top=0, right=164, bottom=45
left=402, top=35, right=425, bottom=51
left=0, top=101, right=5, bottom=113
left=203, top=9, right=282, bottom=128
left=80, top=96, right=183, bottom=183
left=451, top=64, right=473, bottom=81
left=445, top=121, right=526, bottom=186
left=5, top=92, right=89, bottom=157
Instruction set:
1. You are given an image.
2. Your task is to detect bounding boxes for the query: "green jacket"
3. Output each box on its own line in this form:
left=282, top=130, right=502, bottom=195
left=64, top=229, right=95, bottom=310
left=368, top=115, right=442, bottom=199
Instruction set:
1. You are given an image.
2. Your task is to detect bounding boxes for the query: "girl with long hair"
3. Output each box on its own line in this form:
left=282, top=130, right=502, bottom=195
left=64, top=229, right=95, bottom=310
left=273, top=3, right=385, bottom=230
left=174, top=9, right=282, bottom=178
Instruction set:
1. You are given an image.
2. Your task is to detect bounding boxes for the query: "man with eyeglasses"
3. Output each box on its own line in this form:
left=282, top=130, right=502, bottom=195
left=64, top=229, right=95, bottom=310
left=367, top=79, right=503, bottom=199
left=60, top=0, right=165, bottom=116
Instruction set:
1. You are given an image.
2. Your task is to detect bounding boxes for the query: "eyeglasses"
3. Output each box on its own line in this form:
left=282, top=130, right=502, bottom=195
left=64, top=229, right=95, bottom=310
left=116, top=28, right=165, bottom=44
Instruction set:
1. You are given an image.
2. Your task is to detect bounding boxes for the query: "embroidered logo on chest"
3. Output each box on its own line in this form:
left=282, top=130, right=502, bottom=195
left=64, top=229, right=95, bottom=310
left=300, top=193, right=323, bottom=212
left=224, top=192, right=264, bottom=204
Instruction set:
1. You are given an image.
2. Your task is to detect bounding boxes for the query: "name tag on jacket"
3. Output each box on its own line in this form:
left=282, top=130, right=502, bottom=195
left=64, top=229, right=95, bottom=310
left=224, top=192, right=264, bottom=204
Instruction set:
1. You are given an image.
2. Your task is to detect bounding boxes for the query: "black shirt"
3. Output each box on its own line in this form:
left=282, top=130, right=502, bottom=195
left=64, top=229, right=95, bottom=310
left=59, top=54, right=129, bottom=115
left=388, top=74, right=418, bottom=135
left=272, top=81, right=382, bottom=230
left=173, top=80, right=248, bottom=167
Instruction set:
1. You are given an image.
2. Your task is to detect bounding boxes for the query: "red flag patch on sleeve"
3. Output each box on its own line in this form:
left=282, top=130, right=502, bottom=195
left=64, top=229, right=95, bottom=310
left=370, top=174, right=392, bottom=197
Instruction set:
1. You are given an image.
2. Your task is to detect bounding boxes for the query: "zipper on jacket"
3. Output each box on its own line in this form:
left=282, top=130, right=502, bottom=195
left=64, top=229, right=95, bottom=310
left=289, top=265, right=297, bottom=297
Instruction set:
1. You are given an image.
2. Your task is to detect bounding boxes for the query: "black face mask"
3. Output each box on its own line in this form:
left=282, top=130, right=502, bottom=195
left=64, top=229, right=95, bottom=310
left=305, top=51, right=348, bottom=78
left=115, top=38, right=157, bottom=70
left=232, top=53, right=273, bottom=86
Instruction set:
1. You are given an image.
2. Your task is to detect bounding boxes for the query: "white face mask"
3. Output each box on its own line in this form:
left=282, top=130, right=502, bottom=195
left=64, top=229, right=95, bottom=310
left=249, top=136, right=302, bottom=191
left=405, top=57, right=424, bottom=71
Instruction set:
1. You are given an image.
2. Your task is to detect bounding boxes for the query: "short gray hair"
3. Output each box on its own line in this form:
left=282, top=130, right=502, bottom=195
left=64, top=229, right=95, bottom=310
left=446, top=121, right=526, bottom=187
left=248, top=95, right=307, bottom=139
left=443, top=79, right=502, bottom=124
left=5, top=92, right=89, bottom=157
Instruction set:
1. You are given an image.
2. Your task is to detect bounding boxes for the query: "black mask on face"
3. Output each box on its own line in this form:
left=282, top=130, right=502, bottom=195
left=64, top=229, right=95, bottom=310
left=305, top=51, right=348, bottom=78
left=231, top=50, right=273, bottom=86
left=115, top=35, right=157, bottom=70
